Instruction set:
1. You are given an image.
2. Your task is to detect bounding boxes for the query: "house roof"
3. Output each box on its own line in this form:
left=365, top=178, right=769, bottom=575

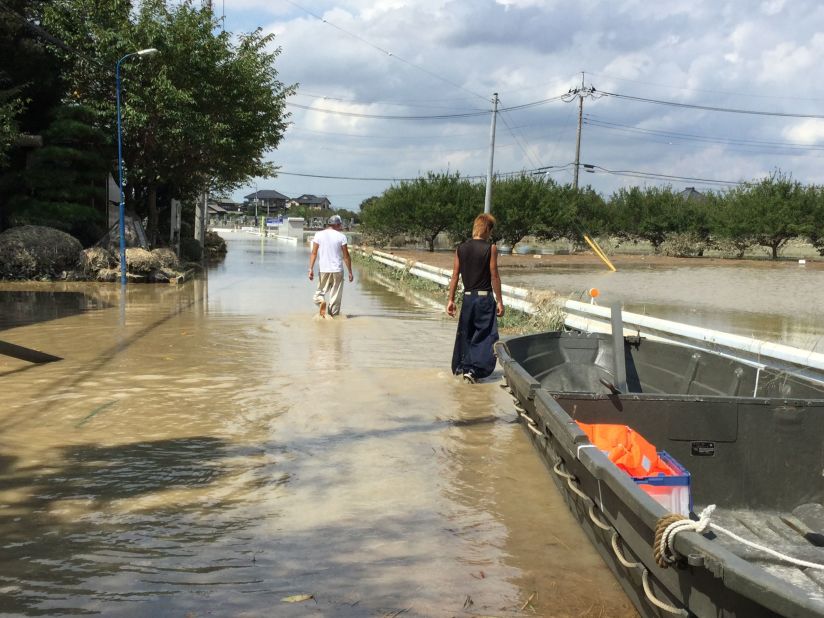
left=208, top=203, right=229, bottom=213
left=244, top=189, right=290, bottom=200
left=294, top=194, right=330, bottom=205
left=678, top=187, right=705, bottom=201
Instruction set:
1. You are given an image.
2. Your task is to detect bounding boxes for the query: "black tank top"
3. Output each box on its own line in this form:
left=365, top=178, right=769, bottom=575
left=457, top=239, right=492, bottom=291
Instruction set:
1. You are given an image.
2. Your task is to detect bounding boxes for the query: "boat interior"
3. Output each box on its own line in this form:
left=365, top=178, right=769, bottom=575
left=502, top=330, right=824, bottom=594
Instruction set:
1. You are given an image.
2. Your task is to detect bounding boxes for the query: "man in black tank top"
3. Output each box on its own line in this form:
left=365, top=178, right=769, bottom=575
left=446, top=213, right=505, bottom=382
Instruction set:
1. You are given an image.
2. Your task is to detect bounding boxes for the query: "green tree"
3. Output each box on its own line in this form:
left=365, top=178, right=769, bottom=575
left=6, top=104, right=109, bottom=245
left=490, top=175, right=549, bottom=249
left=361, top=172, right=471, bottom=251
left=710, top=188, right=756, bottom=258
left=0, top=90, right=22, bottom=168
left=744, top=172, right=808, bottom=259
left=45, top=0, right=294, bottom=246
left=608, top=186, right=686, bottom=252
left=0, top=0, right=66, bottom=229
left=803, top=185, right=824, bottom=256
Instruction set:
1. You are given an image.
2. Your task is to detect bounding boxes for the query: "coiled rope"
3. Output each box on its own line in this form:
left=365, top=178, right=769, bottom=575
left=656, top=505, right=824, bottom=571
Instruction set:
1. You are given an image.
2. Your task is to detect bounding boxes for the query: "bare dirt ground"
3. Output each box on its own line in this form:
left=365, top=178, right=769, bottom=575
left=377, top=247, right=823, bottom=272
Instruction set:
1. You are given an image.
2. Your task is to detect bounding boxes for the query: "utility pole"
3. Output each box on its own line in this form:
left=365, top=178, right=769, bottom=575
left=563, top=73, right=598, bottom=190
left=484, top=92, right=499, bottom=214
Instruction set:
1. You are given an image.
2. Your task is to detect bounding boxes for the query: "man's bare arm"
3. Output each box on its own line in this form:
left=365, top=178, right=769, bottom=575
left=308, top=243, right=319, bottom=280
left=446, top=251, right=460, bottom=317
left=490, top=245, right=504, bottom=317
left=342, top=245, right=353, bottom=282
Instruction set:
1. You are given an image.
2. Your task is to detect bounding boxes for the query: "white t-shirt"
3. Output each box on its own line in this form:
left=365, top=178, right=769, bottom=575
left=313, top=228, right=348, bottom=272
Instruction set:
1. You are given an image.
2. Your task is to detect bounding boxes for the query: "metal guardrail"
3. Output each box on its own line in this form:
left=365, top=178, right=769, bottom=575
left=362, top=249, right=824, bottom=381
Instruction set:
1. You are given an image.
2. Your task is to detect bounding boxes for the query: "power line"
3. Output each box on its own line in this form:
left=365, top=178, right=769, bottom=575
left=276, top=167, right=562, bottom=183
left=587, top=70, right=824, bottom=103
left=292, top=91, right=488, bottom=112
left=585, top=116, right=824, bottom=153
left=602, top=91, right=824, bottom=119
left=582, top=164, right=743, bottom=186
left=287, top=102, right=492, bottom=120
left=280, top=0, right=489, bottom=103
left=287, top=93, right=565, bottom=120
left=497, top=104, right=543, bottom=170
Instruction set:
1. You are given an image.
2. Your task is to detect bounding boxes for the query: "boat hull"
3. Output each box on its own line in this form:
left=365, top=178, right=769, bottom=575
left=496, top=331, right=824, bottom=618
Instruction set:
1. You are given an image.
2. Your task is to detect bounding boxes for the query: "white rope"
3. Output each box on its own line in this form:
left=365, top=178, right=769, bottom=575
left=516, top=410, right=546, bottom=438
left=642, top=570, right=689, bottom=616
left=588, top=504, right=612, bottom=531
left=553, top=459, right=689, bottom=616
left=525, top=422, right=544, bottom=437
left=552, top=461, right=590, bottom=501
left=611, top=531, right=641, bottom=569
left=661, top=505, right=824, bottom=570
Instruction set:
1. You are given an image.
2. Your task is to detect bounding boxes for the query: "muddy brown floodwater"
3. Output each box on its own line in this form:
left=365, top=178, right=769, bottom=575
left=0, top=233, right=635, bottom=617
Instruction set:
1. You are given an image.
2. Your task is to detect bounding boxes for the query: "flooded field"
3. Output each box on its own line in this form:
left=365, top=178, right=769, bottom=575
left=390, top=249, right=824, bottom=352
left=0, top=234, right=634, bottom=617
left=504, top=262, right=824, bottom=351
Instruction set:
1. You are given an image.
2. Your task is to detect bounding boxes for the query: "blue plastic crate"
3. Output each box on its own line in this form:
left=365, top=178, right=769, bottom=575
left=631, top=451, right=692, bottom=516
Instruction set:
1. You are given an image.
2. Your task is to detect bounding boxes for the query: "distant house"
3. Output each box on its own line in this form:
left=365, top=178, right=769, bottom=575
left=244, top=189, right=290, bottom=213
left=678, top=187, right=705, bottom=201
left=291, top=194, right=332, bottom=210
left=214, top=198, right=242, bottom=213
left=208, top=203, right=229, bottom=219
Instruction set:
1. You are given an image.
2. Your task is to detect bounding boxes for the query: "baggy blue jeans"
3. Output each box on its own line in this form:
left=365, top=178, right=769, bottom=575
left=451, top=291, right=499, bottom=379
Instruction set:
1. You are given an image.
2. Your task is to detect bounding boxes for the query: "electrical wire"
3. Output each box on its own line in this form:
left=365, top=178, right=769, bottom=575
left=287, top=93, right=565, bottom=120
left=497, top=106, right=543, bottom=170
left=602, top=91, right=824, bottom=119
left=587, top=70, right=824, bottom=103
left=582, top=164, right=743, bottom=186
left=281, top=0, right=489, bottom=103
left=585, top=116, right=824, bottom=153
left=275, top=167, right=559, bottom=183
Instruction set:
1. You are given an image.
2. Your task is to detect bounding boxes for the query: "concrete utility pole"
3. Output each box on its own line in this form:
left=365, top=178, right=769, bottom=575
left=573, top=74, right=584, bottom=191
left=484, top=92, right=499, bottom=214
left=563, top=73, right=599, bottom=191
left=194, top=190, right=207, bottom=245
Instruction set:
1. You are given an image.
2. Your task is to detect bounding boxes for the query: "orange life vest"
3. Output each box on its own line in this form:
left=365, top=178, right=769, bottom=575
left=576, top=422, right=673, bottom=478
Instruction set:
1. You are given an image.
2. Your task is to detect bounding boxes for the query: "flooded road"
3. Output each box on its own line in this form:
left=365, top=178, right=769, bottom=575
left=0, top=234, right=634, bottom=617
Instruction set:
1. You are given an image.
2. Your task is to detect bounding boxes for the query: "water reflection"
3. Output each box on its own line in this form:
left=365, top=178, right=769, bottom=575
left=0, top=288, right=108, bottom=331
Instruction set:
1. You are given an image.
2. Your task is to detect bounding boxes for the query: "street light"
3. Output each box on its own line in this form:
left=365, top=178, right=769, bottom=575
left=116, top=47, right=158, bottom=285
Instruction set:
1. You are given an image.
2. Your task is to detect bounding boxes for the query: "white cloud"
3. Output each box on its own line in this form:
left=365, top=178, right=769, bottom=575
left=220, top=0, right=824, bottom=209
left=760, top=0, right=787, bottom=16
left=783, top=120, right=824, bottom=145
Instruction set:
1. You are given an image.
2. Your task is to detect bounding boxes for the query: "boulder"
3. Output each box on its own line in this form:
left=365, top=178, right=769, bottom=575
left=0, top=225, right=82, bottom=280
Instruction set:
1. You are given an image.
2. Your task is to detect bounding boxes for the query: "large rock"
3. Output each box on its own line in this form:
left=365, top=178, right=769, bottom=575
left=0, top=225, right=82, bottom=280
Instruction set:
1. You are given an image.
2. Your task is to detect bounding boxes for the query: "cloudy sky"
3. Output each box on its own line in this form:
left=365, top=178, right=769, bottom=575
left=219, top=0, right=824, bottom=211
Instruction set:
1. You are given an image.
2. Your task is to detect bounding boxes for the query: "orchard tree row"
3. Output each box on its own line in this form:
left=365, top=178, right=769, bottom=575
left=359, top=171, right=824, bottom=258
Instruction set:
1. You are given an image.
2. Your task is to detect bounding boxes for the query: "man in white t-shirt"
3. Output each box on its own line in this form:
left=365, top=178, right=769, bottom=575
left=308, top=215, right=353, bottom=318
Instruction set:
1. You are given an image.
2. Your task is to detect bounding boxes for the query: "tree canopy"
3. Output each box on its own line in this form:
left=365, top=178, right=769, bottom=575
left=0, top=0, right=294, bottom=246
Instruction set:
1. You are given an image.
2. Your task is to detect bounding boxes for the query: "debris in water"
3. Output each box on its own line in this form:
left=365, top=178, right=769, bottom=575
left=281, top=593, right=314, bottom=603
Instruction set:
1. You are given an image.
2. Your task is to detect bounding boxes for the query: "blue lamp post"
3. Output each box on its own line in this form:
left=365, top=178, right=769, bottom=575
left=116, top=48, right=159, bottom=285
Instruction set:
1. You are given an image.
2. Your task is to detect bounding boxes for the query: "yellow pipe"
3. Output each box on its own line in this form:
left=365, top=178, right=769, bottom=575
left=583, top=234, right=617, bottom=272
